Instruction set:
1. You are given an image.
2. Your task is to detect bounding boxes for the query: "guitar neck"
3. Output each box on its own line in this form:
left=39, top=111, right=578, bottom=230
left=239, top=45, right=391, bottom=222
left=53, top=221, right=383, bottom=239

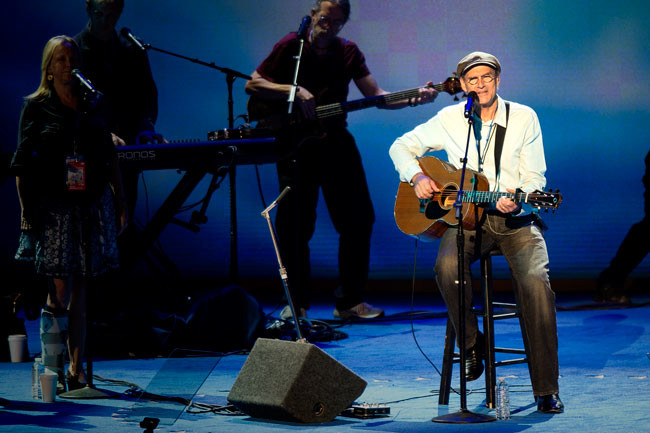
left=463, top=190, right=526, bottom=204
left=315, top=82, right=446, bottom=120
left=432, top=187, right=560, bottom=210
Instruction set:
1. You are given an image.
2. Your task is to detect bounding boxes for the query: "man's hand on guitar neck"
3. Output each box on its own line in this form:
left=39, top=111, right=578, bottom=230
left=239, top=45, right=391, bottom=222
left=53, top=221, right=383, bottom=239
left=414, top=81, right=438, bottom=106
left=496, top=188, right=519, bottom=214
left=411, top=172, right=439, bottom=199
left=386, top=81, right=437, bottom=109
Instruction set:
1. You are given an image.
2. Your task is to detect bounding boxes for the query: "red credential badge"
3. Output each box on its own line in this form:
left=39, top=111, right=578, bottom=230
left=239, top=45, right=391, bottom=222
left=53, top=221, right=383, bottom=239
left=66, top=156, right=86, bottom=191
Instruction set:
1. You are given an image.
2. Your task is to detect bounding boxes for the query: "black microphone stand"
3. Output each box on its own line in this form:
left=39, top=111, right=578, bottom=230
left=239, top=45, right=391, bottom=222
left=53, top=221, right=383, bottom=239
left=278, top=24, right=310, bottom=325
left=287, top=26, right=308, bottom=114
left=141, top=41, right=251, bottom=283
left=433, top=102, right=495, bottom=423
left=60, top=90, right=119, bottom=400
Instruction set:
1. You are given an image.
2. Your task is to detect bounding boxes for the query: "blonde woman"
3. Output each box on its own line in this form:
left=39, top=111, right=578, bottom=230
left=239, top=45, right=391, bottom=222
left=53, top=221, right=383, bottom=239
left=11, top=35, right=127, bottom=393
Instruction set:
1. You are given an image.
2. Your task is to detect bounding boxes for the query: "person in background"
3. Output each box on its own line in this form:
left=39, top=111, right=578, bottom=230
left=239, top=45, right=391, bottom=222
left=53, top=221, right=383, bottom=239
left=75, top=0, right=162, bottom=215
left=245, top=0, right=437, bottom=320
left=596, top=150, right=650, bottom=303
left=12, top=35, right=127, bottom=392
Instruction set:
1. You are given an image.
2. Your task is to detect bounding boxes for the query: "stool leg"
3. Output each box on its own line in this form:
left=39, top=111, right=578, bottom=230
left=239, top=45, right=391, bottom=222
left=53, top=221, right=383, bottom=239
left=482, top=255, right=497, bottom=409
left=438, top=318, right=456, bottom=405
left=512, top=281, right=534, bottom=390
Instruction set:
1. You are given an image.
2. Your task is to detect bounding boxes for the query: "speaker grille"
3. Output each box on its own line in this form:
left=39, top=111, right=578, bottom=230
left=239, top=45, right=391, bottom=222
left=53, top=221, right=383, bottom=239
left=228, top=338, right=367, bottom=423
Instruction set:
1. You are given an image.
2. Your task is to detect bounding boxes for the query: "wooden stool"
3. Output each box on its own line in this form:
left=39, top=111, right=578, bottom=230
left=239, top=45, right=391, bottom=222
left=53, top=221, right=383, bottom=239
left=438, top=249, right=532, bottom=408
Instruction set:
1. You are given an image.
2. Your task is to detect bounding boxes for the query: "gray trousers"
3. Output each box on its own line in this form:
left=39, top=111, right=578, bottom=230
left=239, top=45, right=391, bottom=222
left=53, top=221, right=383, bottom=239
left=434, top=214, right=559, bottom=396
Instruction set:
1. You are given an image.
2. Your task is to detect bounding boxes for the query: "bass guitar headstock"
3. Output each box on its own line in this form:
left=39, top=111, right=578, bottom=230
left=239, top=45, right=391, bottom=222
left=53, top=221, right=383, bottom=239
left=441, top=75, right=463, bottom=98
left=429, top=76, right=464, bottom=100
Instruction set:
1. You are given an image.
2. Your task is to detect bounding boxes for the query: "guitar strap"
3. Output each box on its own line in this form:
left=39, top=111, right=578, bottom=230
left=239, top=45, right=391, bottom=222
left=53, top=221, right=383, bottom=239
left=493, top=102, right=510, bottom=178
left=492, top=102, right=548, bottom=231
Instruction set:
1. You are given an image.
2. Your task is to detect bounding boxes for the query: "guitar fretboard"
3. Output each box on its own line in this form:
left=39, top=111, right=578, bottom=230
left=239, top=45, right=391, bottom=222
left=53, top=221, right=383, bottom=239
left=463, top=190, right=522, bottom=203
left=457, top=190, right=559, bottom=208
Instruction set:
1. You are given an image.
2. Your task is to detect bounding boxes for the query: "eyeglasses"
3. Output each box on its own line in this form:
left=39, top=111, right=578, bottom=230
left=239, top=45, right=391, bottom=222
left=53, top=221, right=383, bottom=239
left=466, top=74, right=496, bottom=86
left=317, top=15, right=345, bottom=31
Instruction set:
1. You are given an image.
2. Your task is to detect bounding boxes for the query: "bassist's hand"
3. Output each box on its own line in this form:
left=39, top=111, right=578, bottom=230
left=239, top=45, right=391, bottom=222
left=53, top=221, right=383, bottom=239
left=411, top=172, right=439, bottom=199
left=111, top=133, right=126, bottom=147
left=296, top=86, right=316, bottom=119
left=417, top=81, right=438, bottom=105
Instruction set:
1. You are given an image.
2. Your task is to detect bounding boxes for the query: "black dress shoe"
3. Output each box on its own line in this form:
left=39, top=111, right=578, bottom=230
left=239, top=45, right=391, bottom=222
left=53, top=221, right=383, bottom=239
left=536, top=393, right=564, bottom=413
left=464, top=335, right=484, bottom=382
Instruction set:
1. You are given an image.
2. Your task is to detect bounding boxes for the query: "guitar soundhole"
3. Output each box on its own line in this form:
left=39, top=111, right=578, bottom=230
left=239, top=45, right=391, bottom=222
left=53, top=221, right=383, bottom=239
left=440, top=185, right=458, bottom=208
left=424, top=185, right=457, bottom=220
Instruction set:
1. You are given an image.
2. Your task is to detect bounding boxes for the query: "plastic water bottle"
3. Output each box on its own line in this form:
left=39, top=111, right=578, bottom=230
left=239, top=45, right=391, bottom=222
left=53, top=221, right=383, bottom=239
left=31, top=357, right=42, bottom=400
left=496, top=377, right=510, bottom=420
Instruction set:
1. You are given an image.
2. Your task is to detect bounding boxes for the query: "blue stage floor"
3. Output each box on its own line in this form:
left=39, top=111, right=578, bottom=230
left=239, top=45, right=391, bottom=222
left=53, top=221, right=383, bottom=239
left=1, top=290, right=650, bottom=432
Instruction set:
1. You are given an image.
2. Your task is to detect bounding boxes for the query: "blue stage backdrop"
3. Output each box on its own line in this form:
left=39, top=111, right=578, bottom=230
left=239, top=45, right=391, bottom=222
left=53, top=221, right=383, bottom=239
left=1, top=0, right=649, bottom=280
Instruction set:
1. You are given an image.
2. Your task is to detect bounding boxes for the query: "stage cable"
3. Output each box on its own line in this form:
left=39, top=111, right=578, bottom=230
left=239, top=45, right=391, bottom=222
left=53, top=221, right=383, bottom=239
left=255, top=164, right=267, bottom=210
left=175, top=153, right=236, bottom=214
left=408, top=238, right=442, bottom=376
left=407, top=238, right=470, bottom=397
left=92, top=349, right=251, bottom=417
left=141, top=171, right=149, bottom=223
left=138, top=170, right=173, bottom=262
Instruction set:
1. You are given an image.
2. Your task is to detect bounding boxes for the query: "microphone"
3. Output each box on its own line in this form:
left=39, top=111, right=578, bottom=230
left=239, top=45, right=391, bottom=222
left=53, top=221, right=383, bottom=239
left=120, top=27, right=146, bottom=51
left=464, top=91, right=478, bottom=118
left=71, top=69, right=98, bottom=94
left=262, top=186, right=292, bottom=215
left=297, top=15, right=311, bottom=40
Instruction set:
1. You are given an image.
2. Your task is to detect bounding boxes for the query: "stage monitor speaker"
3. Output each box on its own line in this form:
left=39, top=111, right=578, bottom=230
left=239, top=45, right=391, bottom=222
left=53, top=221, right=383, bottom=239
left=227, top=338, right=367, bottom=423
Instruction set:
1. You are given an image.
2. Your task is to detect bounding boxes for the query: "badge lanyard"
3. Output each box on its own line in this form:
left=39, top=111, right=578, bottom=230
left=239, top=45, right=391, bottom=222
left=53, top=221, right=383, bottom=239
left=476, top=120, right=496, bottom=174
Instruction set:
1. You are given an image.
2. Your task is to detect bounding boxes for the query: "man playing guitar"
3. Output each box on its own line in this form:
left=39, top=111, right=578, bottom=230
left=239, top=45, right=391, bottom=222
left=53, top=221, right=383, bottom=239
left=245, top=0, right=437, bottom=320
left=389, top=51, right=563, bottom=413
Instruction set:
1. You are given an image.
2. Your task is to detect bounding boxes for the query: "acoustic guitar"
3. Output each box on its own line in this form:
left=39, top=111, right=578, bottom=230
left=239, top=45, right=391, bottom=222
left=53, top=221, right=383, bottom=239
left=394, top=156, right=562, bottom=241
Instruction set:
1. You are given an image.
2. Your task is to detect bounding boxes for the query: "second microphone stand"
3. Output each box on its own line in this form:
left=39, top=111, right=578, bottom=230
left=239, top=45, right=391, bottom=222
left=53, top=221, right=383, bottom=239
left=59, top=90, right=119, bottom=400
left=260, top=187, right=307, bottom=342
left=142, top=41, right=251, bottom=283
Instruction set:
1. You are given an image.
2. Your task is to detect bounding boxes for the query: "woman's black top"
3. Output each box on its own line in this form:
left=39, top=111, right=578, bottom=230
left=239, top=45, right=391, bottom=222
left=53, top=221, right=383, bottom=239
left=11, top=91, right=115, bottom=204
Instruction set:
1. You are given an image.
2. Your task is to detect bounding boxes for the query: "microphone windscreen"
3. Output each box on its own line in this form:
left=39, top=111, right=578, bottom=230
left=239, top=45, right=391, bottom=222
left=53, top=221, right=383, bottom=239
left=298, top=16, right=311, bottom=39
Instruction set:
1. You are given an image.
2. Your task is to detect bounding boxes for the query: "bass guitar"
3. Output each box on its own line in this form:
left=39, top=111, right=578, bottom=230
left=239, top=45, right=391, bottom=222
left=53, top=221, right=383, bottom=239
left=394, top=156, right=562, bottom=241
left=248, top=77, right=463, bottom=130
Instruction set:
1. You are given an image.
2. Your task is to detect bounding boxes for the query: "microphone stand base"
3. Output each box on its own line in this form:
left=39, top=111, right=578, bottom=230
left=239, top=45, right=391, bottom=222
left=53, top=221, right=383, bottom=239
left=433, top=408, right=496, bottom=423
left=59, top=385, right=121, bottom=400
